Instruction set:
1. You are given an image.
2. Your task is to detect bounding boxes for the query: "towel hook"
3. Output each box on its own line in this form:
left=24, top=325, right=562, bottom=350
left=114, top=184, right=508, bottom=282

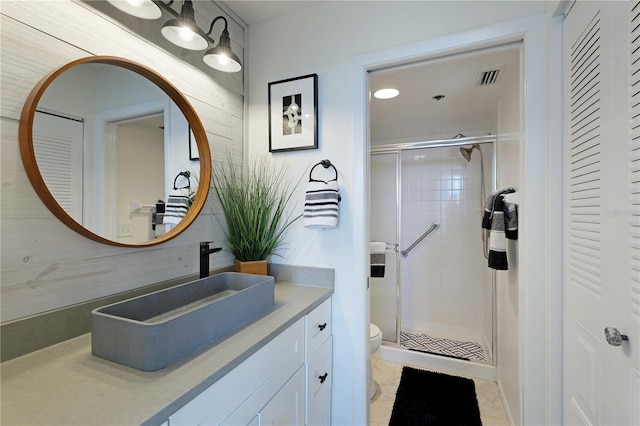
left=173, top=171, right=191, bottom=190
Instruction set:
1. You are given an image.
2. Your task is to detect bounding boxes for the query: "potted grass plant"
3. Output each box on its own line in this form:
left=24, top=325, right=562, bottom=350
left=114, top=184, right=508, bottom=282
left=212, top=153, right=301, bottom=275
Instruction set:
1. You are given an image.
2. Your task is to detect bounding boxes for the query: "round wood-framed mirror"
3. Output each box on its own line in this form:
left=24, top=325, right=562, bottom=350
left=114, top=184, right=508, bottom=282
left=19, top=56, right=211, bottom=247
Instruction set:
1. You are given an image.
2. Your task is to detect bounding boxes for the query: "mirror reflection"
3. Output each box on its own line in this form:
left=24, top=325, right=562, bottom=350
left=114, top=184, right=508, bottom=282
left=33, top=62, right=199, bottom=244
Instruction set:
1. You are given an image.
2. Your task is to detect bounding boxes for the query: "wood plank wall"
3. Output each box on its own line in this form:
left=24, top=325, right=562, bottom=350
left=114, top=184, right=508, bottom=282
left=0, top=1, right=243, bottom=322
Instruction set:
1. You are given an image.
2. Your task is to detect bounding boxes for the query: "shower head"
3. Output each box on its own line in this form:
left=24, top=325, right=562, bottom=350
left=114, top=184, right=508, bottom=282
left=459, top=144, right=480, bottom=162
left=460, top=146, right=474, bottom=162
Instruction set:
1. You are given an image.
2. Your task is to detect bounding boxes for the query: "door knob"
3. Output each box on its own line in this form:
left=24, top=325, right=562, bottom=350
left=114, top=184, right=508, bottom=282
left=604, top=327, right=629, bottom=346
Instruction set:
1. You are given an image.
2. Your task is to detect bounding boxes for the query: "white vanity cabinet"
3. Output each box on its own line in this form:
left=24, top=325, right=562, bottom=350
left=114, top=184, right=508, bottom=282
left=167, top=297, right=332, bottom=426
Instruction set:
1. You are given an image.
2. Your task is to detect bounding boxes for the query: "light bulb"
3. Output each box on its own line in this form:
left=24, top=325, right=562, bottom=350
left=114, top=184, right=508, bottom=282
left=374, top=88, right=399, bottom=99
left=179, top=26, right=195, bottom=42
left=217, top=54, right=230, bottom=65
left=126, top=0, right=144, bottom=6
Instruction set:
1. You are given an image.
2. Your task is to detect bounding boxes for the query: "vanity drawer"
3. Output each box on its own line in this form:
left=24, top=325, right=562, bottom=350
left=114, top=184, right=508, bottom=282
left=305, top=298, right=331, bottom=356
left=306, top=337, right=332, bottom=426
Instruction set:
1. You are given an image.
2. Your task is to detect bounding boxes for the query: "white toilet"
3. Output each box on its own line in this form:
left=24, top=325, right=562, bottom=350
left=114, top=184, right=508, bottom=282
left=369, top=323, right=382, bottom=399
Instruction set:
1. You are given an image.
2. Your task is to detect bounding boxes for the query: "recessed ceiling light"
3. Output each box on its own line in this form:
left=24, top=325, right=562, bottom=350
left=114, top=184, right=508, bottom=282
left=374, top=88, right=399, bottom=99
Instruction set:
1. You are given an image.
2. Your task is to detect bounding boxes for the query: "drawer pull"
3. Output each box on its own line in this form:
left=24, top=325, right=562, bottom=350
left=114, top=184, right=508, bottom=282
left=319, top=372, right=328, bottom=384
left=318, top=323, right=327, bottom=331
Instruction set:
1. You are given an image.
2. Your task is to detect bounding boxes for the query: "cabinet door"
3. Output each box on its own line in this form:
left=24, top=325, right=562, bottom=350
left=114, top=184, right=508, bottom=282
left=306, top=337, right=332, bottom=426
left=259, top=366, right=306, bottom=426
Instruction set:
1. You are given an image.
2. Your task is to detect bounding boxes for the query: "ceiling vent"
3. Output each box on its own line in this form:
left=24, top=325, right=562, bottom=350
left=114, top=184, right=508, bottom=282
left=477, top=66, right=506, bottom=86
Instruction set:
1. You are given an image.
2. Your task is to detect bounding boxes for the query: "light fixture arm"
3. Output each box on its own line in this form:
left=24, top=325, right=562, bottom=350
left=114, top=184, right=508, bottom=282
left=206, top=16, right=228, bottom=38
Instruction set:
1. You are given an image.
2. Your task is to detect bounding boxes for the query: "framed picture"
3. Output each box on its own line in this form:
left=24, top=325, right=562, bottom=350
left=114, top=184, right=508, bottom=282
left=188, top=127, right=199, bottom=161
left=268, top=73, right=318, bottom=152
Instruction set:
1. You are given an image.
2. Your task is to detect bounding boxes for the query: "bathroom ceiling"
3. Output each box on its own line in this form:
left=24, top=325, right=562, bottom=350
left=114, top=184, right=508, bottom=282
left=370, top=46, right=520, bottom=145
left=222, top=1, right=325, bottom=25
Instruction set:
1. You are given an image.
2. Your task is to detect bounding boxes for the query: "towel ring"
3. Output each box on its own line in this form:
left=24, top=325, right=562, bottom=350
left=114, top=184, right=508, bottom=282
left=309, top=159, right=338, bottom=183
left=173, top=171, right=191, bottom=190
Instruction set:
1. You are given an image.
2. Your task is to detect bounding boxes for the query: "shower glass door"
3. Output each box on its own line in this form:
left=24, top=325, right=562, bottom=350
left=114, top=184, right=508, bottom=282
left=370, top=153, right=399, bottom=343
left=399, top=145, right=494, bottom=363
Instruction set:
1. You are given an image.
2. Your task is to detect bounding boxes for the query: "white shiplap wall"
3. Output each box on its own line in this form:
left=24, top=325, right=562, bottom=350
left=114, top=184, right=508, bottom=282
left=0, top=1, right=242, bottom=322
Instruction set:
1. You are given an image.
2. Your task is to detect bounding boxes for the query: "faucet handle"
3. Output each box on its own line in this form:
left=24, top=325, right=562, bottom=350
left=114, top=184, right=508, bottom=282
left=200, top=241, right=214, bottom=247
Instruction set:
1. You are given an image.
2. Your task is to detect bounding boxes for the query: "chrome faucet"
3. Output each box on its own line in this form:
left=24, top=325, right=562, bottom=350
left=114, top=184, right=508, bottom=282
left=200, top=241, right=222, bottom=278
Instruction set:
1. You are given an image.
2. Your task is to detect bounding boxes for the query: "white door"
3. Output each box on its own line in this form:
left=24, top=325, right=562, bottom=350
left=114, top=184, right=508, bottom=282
left=563, top=1, right=640, bottom=425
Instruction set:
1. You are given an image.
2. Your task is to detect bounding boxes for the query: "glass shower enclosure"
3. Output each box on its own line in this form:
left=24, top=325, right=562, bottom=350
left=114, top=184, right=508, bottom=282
left=370, top=136, right=496, bottom=365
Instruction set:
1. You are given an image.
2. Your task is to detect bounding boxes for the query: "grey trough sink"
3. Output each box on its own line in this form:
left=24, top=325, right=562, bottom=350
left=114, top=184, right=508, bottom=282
left=91, top=272, right=275, bottom=371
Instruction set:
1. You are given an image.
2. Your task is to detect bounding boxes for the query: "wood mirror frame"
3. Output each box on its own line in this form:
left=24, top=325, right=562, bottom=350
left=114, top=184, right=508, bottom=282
left=19, top=56, right=211, bottom=247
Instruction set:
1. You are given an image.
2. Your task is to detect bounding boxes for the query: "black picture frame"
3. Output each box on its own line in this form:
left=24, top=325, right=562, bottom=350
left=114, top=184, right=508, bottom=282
left=268, top=73, right=318, bottom=152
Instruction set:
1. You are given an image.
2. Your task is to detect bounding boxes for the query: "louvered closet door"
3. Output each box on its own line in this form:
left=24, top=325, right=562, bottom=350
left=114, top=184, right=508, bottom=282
left=563, top=2, right=640, bottom=425
left=33, top=111, right=84, bottom=223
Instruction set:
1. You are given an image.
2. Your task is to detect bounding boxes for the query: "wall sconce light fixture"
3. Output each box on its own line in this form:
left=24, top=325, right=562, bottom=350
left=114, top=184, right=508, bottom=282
left=106, top=0, right=242, bottom=73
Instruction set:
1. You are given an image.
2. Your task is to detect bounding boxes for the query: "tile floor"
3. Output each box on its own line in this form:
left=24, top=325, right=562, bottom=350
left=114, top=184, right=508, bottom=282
left=370, top=357, right=510, bottom=426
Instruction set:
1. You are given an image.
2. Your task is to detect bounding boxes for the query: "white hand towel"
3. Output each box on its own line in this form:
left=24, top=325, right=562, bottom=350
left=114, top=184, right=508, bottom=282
left=370, top=242, right=386, bottom=253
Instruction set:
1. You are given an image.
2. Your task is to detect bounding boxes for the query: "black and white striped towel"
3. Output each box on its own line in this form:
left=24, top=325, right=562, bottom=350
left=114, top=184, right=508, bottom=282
left=303, top=180, right=340, bottom=229
left=370, top=242, right=386, bottom=277
left=482, top=188, right=518, bottom=270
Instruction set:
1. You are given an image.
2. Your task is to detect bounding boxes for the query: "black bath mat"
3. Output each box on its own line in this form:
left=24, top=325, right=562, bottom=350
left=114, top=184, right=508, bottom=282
left=389, top=366, right=482, bottom=426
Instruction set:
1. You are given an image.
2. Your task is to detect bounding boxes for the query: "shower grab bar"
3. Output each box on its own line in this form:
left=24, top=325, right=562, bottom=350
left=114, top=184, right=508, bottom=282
left=401, top=222, right=440, bottom=257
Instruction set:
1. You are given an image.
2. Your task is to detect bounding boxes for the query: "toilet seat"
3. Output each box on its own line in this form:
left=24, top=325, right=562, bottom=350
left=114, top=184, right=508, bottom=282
left=370, top=323, right=382, bottom=341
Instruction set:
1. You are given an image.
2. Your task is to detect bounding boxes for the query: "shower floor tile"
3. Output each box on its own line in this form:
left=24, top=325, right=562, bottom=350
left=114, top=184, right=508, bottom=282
left=400, top=331, right=487, bottom=361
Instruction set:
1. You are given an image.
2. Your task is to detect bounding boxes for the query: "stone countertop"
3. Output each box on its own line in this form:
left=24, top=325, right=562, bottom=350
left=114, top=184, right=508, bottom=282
left=0, top=283, right=332, bottom=426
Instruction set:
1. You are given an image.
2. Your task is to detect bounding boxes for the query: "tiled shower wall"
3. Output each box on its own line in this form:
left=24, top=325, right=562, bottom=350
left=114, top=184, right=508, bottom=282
left=400, top=144, right=493, bottom=343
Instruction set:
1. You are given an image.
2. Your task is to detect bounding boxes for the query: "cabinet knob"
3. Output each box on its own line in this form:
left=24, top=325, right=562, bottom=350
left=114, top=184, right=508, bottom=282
left=319, top=372, right=328, bottom=384
left=318, top=322, right=327, bottom=331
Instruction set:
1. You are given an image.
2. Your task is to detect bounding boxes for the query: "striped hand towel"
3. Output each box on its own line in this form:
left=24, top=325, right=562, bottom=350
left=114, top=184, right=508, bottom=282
left=164, top=189, right=190, bottom=227
left=303, top=180, right=340, bottom=229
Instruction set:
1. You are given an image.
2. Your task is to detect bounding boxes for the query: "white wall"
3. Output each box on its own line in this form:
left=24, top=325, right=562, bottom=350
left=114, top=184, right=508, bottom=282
left=0, top=1, right=241, bottom=322
left=496, top=43, right=522, bottom=423
left=245, top=2, right=546, bottom=424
